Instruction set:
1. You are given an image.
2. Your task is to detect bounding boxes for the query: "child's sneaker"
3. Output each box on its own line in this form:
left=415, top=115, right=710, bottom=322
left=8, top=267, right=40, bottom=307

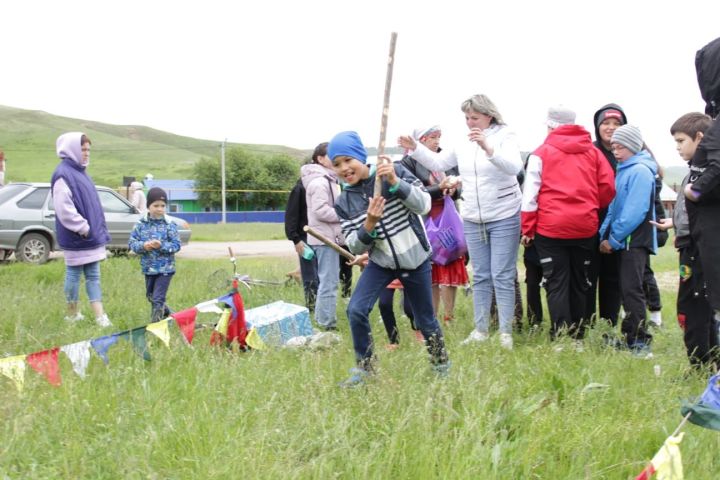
left=64, top=312, right=85, bottom=323
left=95, top=314, right=112, bottom=328
left=629, top=342, right=653, bottom=359
left=432, top=361, right=451, bottom=378
left=339, top=367, right=370, bottom=388
left=649, top=310, right=662, bottom=327
left=461, top=329, right=489, bottom=345
left=500, top=333, right=514, bottom=350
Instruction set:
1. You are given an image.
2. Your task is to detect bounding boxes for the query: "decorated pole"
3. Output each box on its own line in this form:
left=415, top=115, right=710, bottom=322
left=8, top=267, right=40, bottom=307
left=303, top=226, right=356, bottom=262
left=374, top=32, right=398, bottom=198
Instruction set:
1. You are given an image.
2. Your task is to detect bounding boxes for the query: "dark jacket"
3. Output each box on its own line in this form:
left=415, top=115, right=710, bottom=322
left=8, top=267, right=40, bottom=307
left=284, top=179, right=308, bottom=245
left=593, top=103, right=628, bottom=173
left=399, top=150, right=461, bottom=202
left=50, top=159, right=110, bottom=250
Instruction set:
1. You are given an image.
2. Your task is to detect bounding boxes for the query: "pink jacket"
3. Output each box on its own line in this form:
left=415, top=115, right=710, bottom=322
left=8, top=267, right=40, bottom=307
left=301, top=164, right=344, bottom=247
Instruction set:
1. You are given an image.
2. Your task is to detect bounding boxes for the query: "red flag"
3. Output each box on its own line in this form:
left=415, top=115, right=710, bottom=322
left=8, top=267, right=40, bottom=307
left=26, top=347, right=61, bottom=386
left=171, top=308, right=198, bottom=344
left=226, top=289, right=248, bottom=348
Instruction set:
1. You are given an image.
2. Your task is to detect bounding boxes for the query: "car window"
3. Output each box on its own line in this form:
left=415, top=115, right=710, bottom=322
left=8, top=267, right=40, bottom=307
left=0, top=184, right=29, bottom=205
left=98, top=190, right=134, bottom=213
left=16, top=187, right=50, bottom=209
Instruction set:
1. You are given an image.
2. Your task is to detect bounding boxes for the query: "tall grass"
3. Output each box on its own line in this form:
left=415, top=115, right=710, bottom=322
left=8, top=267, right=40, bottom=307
left=1, top=240, right=719, bottom=479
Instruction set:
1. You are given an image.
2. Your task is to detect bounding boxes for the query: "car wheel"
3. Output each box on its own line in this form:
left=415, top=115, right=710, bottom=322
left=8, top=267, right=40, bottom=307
left=17, top=233, right=51, bottom=264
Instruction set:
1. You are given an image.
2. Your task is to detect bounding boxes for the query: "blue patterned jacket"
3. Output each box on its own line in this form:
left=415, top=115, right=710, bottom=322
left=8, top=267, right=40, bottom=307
left=128, top=214, right=181, bottom=275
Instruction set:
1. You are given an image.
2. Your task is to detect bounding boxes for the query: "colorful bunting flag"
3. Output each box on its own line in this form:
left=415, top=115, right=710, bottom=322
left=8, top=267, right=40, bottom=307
left=26, top=348, right=61, bottom=386
left=635, top=433, right=684, bottom=480
left=0, top=355, right=27, bottom=392
left=680, top=372, right=720, bottom=431
left=215, top=309, right=231, bottom=336
left=91, top=334, right=122, bottom=365
left=245, top=328, right=267, bottom=351
left=146, top=319, right=171, bottom=347
left=195, top=299, right=223, bottom=314
left=60, top=341, right=91, bottom=378
left=129, top=328, right=151, bottom=361
left=171, top=308, right=198, bottom=344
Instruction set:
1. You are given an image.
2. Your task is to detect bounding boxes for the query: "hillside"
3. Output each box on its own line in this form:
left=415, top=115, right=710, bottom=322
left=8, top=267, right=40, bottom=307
left=0, top=105, right=308, bottom=187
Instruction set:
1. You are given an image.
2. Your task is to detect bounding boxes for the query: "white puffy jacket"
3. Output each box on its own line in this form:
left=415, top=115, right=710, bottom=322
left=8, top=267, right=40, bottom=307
left=408, top=124, right=523, bottom=224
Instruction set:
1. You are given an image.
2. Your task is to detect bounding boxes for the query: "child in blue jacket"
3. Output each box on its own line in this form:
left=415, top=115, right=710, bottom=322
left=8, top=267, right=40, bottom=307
left=599, top=125, right=657, bottom=356
left=128, top=187, right=182, bottom=322
left=330, top=131, right=449, bottom=386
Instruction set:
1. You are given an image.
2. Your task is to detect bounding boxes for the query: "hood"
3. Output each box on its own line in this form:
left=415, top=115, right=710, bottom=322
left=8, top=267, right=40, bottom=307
left=592, top=103, right=627, bottom=142
left=301, top=163, right=336, bottom=188
left=56, top=132, right=88, bottom=168
left=617, top=150, right=657, bottom=176
left=545, top=125, right=594, bottom=154
left=696, top=36, right=720, bottom=118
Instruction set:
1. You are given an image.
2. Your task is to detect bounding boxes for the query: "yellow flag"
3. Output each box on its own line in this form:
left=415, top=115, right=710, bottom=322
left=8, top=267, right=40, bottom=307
left=245, top=328, right=267, bottom=351
left=215, top=309, right=231, bottom=336
left=146, top=319, right=171, bottom=347
left=0, top=355, right=27, bottom=392
left=651, top=432, right=684, bottom=480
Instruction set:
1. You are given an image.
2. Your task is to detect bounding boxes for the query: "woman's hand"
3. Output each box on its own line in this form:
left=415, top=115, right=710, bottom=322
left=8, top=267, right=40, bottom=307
left=468, top=128, right=494, bottom=156
left=438, top=175, right=460, bottom=196
left=397, top=135, right=417, bottom=151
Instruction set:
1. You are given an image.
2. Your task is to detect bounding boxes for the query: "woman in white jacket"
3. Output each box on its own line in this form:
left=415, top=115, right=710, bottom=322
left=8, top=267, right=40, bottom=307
left=399, top=94, right=523, bottom=348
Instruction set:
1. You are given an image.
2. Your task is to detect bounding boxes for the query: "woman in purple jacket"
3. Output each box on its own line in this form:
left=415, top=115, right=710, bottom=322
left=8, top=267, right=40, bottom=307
left=51, top=132, right=112, bottom=327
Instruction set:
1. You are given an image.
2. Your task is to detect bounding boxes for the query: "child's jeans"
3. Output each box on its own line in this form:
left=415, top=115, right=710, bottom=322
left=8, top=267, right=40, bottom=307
left=346, top=259, right=447, bottom=367
left=146, top=273, right=174, bottom=322
left=64, top=261, right=102, bottom=304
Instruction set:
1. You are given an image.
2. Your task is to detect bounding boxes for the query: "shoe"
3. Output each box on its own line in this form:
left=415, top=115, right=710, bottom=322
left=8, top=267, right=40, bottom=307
left=500, top=333, right=513, bottom=350
left=649, top=310, right=662, bottom=327
left=461, top=329, right=489, bottom=345
left=64, top=312, right=85, bottom=323
left=629, top=342, right=653, bottom=359
left=572, top=340, right=585, bottom=353
left=320, top=325, right=338, bottom=332
left=432, top=361, right=451, bottom=378
left=602, top=334, right=626, bottom=350
left=95, top=314, right=112, bottom=328
left=339, top=367, right=370, bottom=388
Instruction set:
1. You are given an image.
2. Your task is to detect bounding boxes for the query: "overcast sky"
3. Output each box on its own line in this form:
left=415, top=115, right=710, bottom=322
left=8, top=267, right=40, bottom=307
left=2, top=0, right=719, bottom=167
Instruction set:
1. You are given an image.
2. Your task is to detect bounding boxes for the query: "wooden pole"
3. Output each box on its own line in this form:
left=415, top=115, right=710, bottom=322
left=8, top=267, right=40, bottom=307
left=303, top=226, right=356, bottom=262
left=374, top=32, right=398, bottom=198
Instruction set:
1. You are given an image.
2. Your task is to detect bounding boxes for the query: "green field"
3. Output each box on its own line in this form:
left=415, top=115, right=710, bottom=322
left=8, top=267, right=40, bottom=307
left=2, top=232, right=720, bottom=478
left=189, top=223, right=287, bottom=242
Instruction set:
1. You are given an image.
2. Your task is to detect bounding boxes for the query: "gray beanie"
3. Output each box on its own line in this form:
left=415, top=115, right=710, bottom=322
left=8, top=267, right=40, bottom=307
left=611, top=124, right=643, bottom=154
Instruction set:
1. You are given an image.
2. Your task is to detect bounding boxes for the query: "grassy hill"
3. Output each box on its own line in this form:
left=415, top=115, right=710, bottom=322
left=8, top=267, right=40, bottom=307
left=0, top=105, right=308, bottom=187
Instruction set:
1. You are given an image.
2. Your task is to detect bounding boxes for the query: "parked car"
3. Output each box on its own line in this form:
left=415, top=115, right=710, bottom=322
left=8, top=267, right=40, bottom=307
left=0, top=182, right=191, bottom=264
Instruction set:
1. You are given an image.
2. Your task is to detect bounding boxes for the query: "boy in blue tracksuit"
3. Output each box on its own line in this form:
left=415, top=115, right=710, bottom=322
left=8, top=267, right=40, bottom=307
left=599, top=125, right=657, bottom=355
left=128, top=187, right=182, bottom=322
left=329, top=131, right=449, bottom=385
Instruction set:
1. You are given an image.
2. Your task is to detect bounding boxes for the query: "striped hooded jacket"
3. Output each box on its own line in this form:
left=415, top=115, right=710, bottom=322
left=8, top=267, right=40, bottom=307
left=334, top=164, right=432, bottom=270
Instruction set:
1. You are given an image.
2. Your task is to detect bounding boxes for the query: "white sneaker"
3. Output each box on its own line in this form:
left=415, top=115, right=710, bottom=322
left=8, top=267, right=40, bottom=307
left=461, top=329, right=489, bottom=345
left=649, top=310, right=662, bottom=327
left=573, top=340, right=585, bottom=353
left=64, top=312, right=85, bottom=323
left=500, top=333, right=513, bottom=350
left=95, top=314, right=112, bottom=328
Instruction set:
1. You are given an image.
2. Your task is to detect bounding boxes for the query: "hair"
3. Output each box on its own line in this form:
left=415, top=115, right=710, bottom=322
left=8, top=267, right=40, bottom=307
left=460, top=94, right=505, bottom=126
left=80, top=134, right=92, bottom=146
left=311, top=142, right=329, bottom=163
left=670, top=112, right=712, bottom=138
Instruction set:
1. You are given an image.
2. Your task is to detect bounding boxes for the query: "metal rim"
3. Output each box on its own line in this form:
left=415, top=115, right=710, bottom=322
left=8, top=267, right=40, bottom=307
left=21, top=237, right=48, bottom=263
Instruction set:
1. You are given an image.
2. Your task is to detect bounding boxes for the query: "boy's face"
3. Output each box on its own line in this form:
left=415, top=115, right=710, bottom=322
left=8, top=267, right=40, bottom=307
left=332, top=155, right=368, bottom=185
left=673, top=132, right=703, bottom=163
left=599, top=118, right=622, bottom=146
left=148, top=200, right=166, bottom=218
left=611, top=143, right=633, bottom=163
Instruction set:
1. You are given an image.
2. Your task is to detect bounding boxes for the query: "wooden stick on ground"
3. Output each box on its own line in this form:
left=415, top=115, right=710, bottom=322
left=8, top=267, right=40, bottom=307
left=373, top=32, right=398, bottom=198
left=303, top=226, right=356, bottom=262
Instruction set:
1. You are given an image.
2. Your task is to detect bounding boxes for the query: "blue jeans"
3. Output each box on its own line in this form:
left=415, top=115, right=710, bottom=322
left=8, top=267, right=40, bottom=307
left=64, top=261, right=102, bottom=304
left=145, top=273, right=174, bottom=321
left=347, top=259, right=447, bottom=366
left=464, top=214, right=520, bottom=334
left=314, top=245, right=340, bottom=329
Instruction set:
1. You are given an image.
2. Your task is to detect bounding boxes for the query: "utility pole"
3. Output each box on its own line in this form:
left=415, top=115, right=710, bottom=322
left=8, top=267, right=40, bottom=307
left=220, top=138, right=227, bottom=224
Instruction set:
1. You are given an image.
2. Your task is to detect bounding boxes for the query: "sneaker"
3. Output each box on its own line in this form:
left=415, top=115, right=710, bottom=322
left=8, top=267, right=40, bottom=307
left=500, top=333, right=513, bottom=350
left=602, top=334, right=626, bottom=350
left=649, top=310, right=662, bottom=327
left=95, top=314, right=112, bottom=328
left=461, top=329, right=489, bottom=345
left=64, top=312, right=85, bottom=323
left=432, top=361, right=451, bottom=378
left=339, top=367, right=370, bottom=388
left=629, top=342, right=653, bottom=359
